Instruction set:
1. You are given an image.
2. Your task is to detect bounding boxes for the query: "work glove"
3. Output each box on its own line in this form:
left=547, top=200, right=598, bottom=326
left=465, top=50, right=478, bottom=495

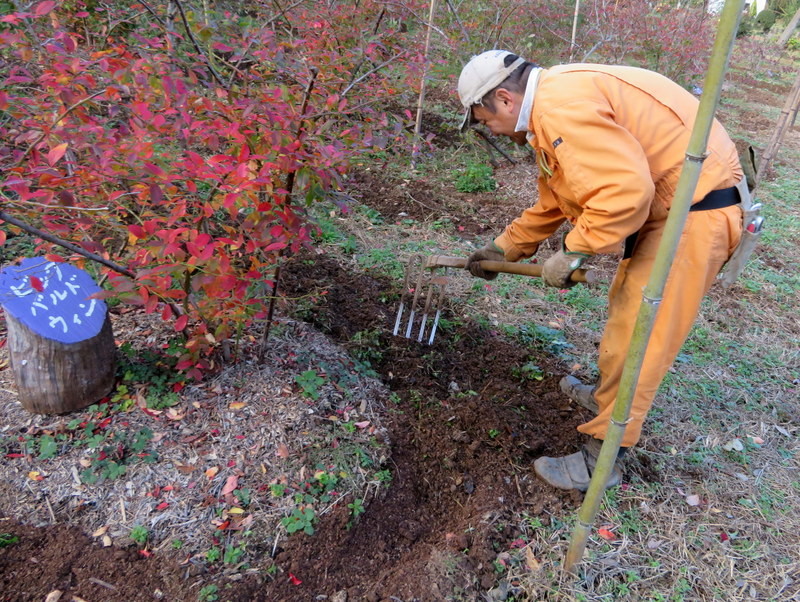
left=542, top=240, right=591, bottom=288
left=466, top=242, right=505, bottom=280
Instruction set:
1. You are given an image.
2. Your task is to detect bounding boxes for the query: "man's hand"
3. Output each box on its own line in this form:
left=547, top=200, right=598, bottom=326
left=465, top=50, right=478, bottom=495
left=542, top=248, right=591, bottom=288
left=466, top=242, right=505, bottom=280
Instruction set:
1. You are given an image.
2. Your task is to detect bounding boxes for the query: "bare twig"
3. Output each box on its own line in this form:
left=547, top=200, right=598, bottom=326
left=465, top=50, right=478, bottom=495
left=15, top=90, right=105, bottom=166
left=341, top=51, right=407, bottom=98
left=444, top=0, right=470, bottom=43
left=0, top=210, right=136, bottom=278
left=259, top=68, right=319, bottom=359
left=88, top=578, right=117, bottom=591
left=172, top=0, right=227, bottom=88
left=136, top=0, right=169, bottom=29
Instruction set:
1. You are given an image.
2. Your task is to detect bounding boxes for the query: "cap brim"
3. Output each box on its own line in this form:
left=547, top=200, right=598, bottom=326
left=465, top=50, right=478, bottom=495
left=459, top=105, right=472, bottom=133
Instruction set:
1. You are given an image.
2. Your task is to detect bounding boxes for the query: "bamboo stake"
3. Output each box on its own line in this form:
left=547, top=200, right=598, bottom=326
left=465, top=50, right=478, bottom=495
left=754, top=70, right=800, bottom=189
left=563, top=0, right=746, bottom=574
left=411, top=0, right=438, bottom=169
left=569, top=0, right=581, bottom=62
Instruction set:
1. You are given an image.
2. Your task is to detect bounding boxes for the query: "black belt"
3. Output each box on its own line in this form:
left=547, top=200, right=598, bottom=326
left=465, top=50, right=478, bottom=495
left=689, top=185, right=740, bottom=212
left=623, top=186, right=740, bottom=259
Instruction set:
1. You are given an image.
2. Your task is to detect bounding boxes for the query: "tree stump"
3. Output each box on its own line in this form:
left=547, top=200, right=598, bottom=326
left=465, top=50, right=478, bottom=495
left=0, top=257, right=117, bottom=414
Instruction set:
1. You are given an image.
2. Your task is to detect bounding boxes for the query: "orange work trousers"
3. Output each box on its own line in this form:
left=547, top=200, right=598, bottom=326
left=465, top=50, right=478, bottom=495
left=577, top=203, right=742, bottom=447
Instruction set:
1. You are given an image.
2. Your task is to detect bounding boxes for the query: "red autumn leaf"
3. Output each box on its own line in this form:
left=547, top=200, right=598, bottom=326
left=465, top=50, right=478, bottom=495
left=155, top=501, right=170, bottom=511
left=34, top=1, right=56, bottom=16
left=139, top=549, right=152, bottom=558
left=597, top=527, right=617, bottom=541
left=150, top=184, right=163, bottom=204
left=174, top=315, right=188, bottom=331
left=29, top=276, right=44, bottom=292
left=0, top=230, right=6, bottom=245
left=216, top=520, right=231, bottom=531
left=288, top=573, right=302, bottom=586
left=46, top=142, right=68, bottom=166
left=720, top=532, right=729, bottom=542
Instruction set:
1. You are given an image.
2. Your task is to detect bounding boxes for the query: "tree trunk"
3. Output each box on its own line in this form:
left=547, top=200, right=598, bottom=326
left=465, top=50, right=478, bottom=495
left=777, top=6, right=800, bottom=46
left=6, top=312, right=117, bottom=414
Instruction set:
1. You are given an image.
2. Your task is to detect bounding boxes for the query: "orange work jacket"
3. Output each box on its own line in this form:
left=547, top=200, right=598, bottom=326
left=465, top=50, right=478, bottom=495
left=495, top=64, right=743, bottom=258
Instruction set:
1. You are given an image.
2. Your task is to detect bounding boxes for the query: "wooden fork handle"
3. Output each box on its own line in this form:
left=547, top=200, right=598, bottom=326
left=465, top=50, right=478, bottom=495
left=424, top=255, right=596, bottom=284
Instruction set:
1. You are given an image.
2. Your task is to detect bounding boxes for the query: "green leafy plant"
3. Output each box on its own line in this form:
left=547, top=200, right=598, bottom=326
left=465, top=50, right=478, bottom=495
left=37, top=435, right=58, bottom=459
left=0, top=533, right=19, bottom=548
left=348, top=498, right=365, bottom=519
left=233, top=488, right=252, bottom=507
left=375, top=470, right=393, bottom=486
left=130, top=525, right=148, bottom=547
left=295, top=370, right=326, bottom=400
left=206, top=547, right=221, bottom=563
left=282, top=506, right=316, bottom=535
left=512, top=361, right=545, bottom=382
left=198, top=584, right=219, bottom=601
left=223, top=543, right=246, bottom=565
left=455, top=163, right=496, bottom=193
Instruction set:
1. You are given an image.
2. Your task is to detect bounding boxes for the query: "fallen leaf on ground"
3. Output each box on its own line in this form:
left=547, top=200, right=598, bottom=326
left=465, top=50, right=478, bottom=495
left=92, top=526, right=108, bottom=537
left=230, top=402, right=246, bottom=410
left=205, top=466, right=219, bottom=479
left=165, top=408, right=184, bottom=420
left=288, top=573, right=302, bottom=586
left=686, top=494, right=701, bottom=506
left=276, top=443, right=290, bottom=458
left=723, top=438, right=744, bottom=452
left=222, top=475, right=238, bottom=496
left=597, top=526, right=616, bottom=541
left=28, top=471, right=44, bottom=481
left=525, top=546, right=541, bottom=571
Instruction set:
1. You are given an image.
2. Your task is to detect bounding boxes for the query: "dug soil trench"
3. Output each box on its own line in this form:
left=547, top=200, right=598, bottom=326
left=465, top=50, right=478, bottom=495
left=263, top=254, right=587, bottom=600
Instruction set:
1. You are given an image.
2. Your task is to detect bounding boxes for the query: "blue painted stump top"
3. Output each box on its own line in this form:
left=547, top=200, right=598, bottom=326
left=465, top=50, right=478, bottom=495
left=0, top=257, right=108, bottom=344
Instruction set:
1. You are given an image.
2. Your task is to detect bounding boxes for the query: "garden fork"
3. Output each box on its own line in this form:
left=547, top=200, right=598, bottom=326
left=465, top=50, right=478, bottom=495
left=392, top=254, right=595, bottom=345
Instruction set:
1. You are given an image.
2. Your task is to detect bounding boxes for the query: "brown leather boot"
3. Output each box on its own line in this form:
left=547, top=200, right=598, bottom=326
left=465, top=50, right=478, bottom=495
left=560, top=375, right=599, bottom=414
left=533, top=438, right=624, bottom=492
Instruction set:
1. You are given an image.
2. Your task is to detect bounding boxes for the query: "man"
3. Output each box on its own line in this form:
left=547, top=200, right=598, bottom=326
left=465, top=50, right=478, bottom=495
left=459, top=50, right=744, bottom=492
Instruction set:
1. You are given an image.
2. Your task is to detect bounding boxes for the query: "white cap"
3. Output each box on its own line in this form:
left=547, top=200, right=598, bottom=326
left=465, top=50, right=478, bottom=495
left=457, top=50, right=526, bottom=132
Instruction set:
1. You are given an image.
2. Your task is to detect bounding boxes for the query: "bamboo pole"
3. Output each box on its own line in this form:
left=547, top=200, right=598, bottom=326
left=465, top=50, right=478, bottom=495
left=754, top=70, right=800, bottom=189
left=563, top=0, right=746, bottom=574
left=411, top=0, right=438, bottom=169
left=569, top=0, right=581, bottom=62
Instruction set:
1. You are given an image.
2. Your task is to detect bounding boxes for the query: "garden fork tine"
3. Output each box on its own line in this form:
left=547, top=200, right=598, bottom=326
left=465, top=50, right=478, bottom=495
left=393, top=255, right=450, bottom=344
left=393, top=254, right=425, bottom=337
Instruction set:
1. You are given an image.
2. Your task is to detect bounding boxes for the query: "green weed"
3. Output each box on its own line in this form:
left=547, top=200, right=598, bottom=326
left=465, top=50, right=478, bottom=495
left=0, top=533, right=19, bottom=548
left=130, top=525, right=148, bottom=547
left=198, top=584, right=219, bottom=601
left=455, top=163, right=496, bottom=193
left=282, top=506, right=316, bottom=535
left=295, top=370, right=326, bottom=400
